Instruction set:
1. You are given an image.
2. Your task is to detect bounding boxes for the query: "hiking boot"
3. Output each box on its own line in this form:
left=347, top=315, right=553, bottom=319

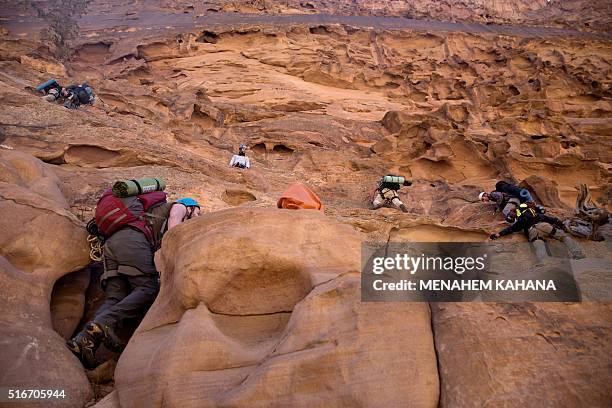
left=66, top=331, right=99, bottom=370
left=399, top=204, right=408, bottom=213
left=86, top=322, right=125, bottom=353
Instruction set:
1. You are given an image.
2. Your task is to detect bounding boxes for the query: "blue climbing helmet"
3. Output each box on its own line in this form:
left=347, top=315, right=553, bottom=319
left=176, top=197, right=200, bottom=208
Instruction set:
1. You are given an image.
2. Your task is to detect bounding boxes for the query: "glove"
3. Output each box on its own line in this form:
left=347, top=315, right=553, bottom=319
left=489, top=233, right=498, bottom=240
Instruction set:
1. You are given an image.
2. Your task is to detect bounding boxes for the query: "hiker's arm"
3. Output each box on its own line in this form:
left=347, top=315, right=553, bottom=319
left=540, top=214, right=565, bottom=229
left=245, top=157, right=250, bottom=168
left=229, top=155, right=236, bottom=166
left=167, top=205, right=187, bottom=230
left=494, top=219, right=523, bottom=239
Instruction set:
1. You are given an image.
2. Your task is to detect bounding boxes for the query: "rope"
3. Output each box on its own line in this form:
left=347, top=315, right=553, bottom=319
left=87, top=234, right=104, bottom=262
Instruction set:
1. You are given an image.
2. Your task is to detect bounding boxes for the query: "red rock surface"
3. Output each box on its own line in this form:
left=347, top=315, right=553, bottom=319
left=0, top=2, right=610, bottom=407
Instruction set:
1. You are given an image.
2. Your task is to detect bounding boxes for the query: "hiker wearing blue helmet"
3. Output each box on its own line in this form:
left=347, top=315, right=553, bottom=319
left=167, top=197, right=201, bottom=230
left=67, top=189, right=201, bottom=368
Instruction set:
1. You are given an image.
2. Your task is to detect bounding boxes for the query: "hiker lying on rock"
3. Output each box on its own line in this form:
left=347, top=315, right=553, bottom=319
left=62, top=82, right=95, bottom=109
left=67, top=192, right=201, bottom=369
left=36, top=79, right=63, bottom=102
left=490, top=203, right=585, bottom=261
left=479, top=191, right=521, bottom=223
left=371, top=175, right=412, bottom=213
left=479, top=181, right=538, bottom=223
left=229, top=143, right=250, bottom=169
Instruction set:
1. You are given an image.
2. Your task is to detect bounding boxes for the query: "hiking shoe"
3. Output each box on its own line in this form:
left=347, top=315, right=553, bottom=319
left=86, top=322, right=125, bottom=353
left=67, top=332, right=99, bottom=370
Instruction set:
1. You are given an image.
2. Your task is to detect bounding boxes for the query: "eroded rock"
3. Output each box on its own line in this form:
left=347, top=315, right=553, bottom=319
left=0, top=150, right=91, bottom=407
left=432, top=303, right=612, bottom=408
left=113, top=208, right=439, bottom=407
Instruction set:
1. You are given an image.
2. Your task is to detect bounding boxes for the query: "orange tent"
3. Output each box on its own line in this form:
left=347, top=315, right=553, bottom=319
left=277, top=182, right=324, bottom=212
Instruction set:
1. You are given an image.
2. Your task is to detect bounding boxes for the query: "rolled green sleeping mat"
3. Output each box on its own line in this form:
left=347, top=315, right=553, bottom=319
left=383, top=175, right=405, bottom=184
left=112, top=177, right=166, bottom=197
left=36, top=79, right=58, bottom=92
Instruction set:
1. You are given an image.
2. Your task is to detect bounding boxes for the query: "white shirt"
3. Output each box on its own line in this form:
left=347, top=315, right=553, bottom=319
left=229, top=155, right=250, bottom=168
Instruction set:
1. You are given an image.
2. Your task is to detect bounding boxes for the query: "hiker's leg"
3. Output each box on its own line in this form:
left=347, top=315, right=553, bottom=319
left=528, top=226, right=549, bottom=262
left=550, top=229, right=585, bottom=259
left=94, top=276, right=129, bottom=322
left=390, top=196, right=408, bottom=213
left=67, top=275, right=129, bottom=367
left=532, top=222, right=553, bottom=239
left=94, top=229, right=157, bottom=328
left=532, top=239, right=548, bottom=262
left=96, top=274, right=160, bottom=326
left=372, top=192, right=385, bottom=209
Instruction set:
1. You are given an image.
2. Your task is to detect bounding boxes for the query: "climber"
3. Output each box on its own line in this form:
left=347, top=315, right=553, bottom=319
left=229, top=143, right=250, bottom=169
left=36, top=78, right=63, bottom=102
left=166, top=197, right=201, bottom=230
left=371, top=175, right=412, bottom=213
left=479, top=191, right=521, bottom=223
left=490, top=203, right=585, bottom=261
left=62, top=82, right=95, bottom=109
left=479, top=181, right=536, bottom=223
left=67, top=194, right=201, bottom=369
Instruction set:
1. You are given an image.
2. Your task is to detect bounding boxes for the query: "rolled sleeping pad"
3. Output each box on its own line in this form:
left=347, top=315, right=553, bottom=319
left=36, top=79, right=58, bottom=92
left=520, top=188, right=534, bottom=203
left=383, top=175, right=405, bottom=185
left=112, top=177, right=166, bottom=197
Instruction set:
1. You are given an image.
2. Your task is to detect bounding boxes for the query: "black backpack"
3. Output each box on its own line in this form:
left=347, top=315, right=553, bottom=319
left=76, top=83, right=94, bottom=104
left=495, top=181, right=531, bottom=202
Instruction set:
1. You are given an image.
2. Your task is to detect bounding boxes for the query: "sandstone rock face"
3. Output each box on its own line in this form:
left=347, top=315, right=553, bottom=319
left=0, top=2, right=610, bottom=407
left=114, top=208, right=439, bottom=407
left=432, top=303, right=612, bottom=407
left=0, top=150, right=92, bottom=407
left=50, top=268, right=91, bottom=339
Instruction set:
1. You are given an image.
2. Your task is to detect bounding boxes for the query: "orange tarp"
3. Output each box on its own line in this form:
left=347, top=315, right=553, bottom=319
left=277, top=182, right=324, bottom=211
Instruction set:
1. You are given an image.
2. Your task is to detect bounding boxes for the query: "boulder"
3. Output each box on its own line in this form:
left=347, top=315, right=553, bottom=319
left=50, top=268, right=91, bottom=339
left=432, top=303, right=612, bottom=408
left=113, top=208, right=439, bottom=407
left=0, top=150, right=91, bottom=407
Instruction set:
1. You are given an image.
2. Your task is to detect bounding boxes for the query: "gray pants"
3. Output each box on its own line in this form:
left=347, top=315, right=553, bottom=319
left=93, top=274, right=159, bottom=329
left=97, top=227, right=160, bottom=328
left=528, top=222, right=584, bottom=260
left=102, top=228, right=157, bottom=281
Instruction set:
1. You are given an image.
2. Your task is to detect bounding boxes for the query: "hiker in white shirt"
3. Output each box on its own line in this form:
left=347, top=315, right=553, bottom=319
left=229, top=144, right=251, bottom=169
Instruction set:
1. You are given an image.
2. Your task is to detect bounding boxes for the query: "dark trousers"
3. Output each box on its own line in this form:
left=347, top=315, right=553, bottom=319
left=93, top=274, right=159, bottom=329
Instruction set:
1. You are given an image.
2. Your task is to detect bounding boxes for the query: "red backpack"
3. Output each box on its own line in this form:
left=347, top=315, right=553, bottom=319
left=94, top=189, right=167, bottom=243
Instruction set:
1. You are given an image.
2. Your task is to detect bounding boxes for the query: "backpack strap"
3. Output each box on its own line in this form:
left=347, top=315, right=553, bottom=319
left=130, top=179, right=143, bottom=194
